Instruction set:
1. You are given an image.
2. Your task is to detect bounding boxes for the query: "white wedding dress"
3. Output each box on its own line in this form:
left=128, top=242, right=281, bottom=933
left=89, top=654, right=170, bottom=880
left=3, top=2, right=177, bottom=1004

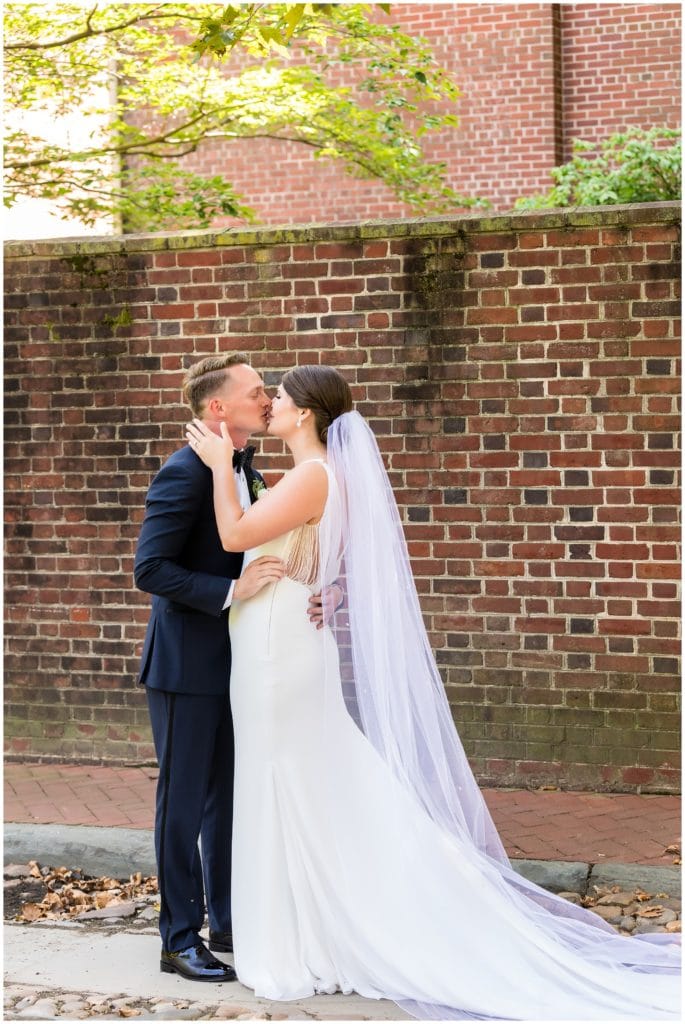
left=228, top=459, right=680, bottom=1021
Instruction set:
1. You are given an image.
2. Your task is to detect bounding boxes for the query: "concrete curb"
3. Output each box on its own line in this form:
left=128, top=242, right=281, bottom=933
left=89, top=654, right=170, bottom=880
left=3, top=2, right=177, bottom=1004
left=4, top=823, right=156, bottom=878
left=5, top=822, right=681, bottom=898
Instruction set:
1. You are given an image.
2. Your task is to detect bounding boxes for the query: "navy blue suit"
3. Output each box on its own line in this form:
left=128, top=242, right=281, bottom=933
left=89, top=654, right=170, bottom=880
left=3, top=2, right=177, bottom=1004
left=134, top=444, right=261, bottom=952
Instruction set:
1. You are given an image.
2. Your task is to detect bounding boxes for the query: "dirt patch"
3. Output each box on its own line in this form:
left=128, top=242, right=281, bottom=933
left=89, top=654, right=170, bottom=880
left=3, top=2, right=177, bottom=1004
left=4, top=862, right=158, bottom=923
left=3, top=876, right=47, bottom=919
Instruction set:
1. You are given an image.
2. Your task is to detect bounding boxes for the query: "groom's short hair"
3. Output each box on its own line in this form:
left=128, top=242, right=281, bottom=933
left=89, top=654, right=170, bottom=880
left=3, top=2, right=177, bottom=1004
left=183, top=353, right=249, bottom=416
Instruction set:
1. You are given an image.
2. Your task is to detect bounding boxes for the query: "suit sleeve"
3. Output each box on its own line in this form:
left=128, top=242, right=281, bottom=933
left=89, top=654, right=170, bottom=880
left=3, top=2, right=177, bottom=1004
left=134, top=456, right=234, bottom=617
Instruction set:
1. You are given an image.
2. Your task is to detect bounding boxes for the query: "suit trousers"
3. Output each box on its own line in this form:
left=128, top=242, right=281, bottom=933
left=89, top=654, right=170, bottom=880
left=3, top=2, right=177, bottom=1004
left=146, top=687, right=234, bottom=952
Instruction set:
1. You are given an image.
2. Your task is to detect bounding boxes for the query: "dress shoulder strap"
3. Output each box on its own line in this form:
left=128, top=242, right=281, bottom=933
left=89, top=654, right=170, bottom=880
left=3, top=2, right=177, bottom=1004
left=298, top=457, right=332, bottom=481
left=293, top=458, right=332, bottom=528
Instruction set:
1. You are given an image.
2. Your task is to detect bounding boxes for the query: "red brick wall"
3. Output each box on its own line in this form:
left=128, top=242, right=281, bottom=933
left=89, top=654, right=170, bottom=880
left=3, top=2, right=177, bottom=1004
left=163, top=3, right=681, bottom=226
left=3, top=202, right=681, bottom=792
left=561, top=2, right=682, bottom=153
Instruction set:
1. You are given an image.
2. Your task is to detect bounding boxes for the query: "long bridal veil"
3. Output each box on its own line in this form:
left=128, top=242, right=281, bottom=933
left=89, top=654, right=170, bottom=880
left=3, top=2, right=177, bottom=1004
left=318, top=410, right=679, bottom=1021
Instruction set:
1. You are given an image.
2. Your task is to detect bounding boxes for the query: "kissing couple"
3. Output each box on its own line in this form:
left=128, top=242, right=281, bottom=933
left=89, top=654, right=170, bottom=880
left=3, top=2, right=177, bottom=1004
left=134, top=354, right=679, bottom=1020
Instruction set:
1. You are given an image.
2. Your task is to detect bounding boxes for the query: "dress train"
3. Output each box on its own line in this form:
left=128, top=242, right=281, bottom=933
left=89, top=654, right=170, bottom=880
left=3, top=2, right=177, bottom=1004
left=228, top=481, right=680, bottom=1020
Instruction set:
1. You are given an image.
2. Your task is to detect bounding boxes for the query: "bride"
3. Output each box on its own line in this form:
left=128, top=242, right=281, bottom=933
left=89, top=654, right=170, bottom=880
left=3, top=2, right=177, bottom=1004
left=186, top=364, right=680, bottom=1021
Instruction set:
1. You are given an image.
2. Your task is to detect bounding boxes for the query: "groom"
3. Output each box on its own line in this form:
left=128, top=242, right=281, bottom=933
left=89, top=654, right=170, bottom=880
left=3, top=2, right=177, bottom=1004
left=134, top=353, right=284, bottom=981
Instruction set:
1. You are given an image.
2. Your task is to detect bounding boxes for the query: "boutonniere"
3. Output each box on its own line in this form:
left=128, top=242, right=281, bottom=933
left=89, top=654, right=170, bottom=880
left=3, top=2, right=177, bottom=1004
left=252, top=478, right=267, bottom=500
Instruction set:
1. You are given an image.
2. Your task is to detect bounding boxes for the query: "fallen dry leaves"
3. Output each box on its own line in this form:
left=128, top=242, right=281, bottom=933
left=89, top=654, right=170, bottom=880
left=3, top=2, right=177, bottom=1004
left=636, top=905, right=664, bottom=918
left=582, top=884, right=623, bottom=907
left=18, top=862, right=157, bottom=922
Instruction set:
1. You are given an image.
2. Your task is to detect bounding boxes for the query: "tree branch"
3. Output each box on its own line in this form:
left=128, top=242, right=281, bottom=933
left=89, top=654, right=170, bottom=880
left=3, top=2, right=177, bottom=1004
left=6, top=108, right=216, bottom=168
left=5, top=6, right=207, bottom=51
left=10, top=175, right=138, bottom=204
left=216, top=129, right=390, bottom=181
left=84, top=5, right=98, bottom=35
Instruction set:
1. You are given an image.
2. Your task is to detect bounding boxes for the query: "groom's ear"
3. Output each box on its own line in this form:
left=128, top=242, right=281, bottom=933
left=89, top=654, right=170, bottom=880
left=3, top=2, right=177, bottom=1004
left=205, top=394, right=225, bottom=418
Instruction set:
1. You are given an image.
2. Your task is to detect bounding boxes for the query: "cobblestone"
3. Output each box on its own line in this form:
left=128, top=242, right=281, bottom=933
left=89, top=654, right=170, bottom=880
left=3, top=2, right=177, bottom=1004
left=3, top=988, right=224, bottom=1021
left=591, top=904, right=622, bottom=921
left=13, top=997, right=38, bottom=1012
left=634, top=920, right=666, bottom=935
left=2, top=983, right=386, bottom=1021
left=596, top=891, right=635, bottom=908
left=17, top=998, right=57, bottom=1019
left=59, top=1000, right=88, bottom=1014
left=653, top=909, right=678, bottom=925
left=559, top=883, right=682, bottom=937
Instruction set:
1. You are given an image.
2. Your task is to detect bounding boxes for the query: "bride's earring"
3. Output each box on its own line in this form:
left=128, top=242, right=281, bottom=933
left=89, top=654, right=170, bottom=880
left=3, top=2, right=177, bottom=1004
left=296, top=416, right=302, bottom=428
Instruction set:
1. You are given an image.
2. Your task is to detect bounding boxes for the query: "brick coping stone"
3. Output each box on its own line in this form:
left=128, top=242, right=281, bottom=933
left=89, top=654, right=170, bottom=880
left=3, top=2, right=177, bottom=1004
left=4, top=202, right=681, bottom=258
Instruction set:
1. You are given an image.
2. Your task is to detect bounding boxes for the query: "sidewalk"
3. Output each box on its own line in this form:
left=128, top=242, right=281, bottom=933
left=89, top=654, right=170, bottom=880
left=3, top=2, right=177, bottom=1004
left=4, top=762, right=682, bottom=1022
left=4, top=761, right=681, bottom=866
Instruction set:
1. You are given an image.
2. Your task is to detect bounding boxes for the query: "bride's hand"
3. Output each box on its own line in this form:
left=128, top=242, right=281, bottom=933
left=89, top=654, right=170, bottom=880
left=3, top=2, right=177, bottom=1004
left=185, top=419, right=234, bottom=470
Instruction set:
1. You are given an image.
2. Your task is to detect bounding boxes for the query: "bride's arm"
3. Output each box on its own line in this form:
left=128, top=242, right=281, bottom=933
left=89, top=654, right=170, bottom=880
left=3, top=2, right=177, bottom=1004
left=185, top=420, right=327, bottom=552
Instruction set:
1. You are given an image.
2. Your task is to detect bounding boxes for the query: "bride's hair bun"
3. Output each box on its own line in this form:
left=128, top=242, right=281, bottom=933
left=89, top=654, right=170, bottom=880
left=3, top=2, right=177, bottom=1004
left=282, top=365, right=353, bottom=443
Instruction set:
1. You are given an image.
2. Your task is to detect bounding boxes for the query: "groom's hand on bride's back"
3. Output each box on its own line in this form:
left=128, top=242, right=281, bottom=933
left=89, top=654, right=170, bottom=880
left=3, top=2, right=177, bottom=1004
left=234, top=556, right=285, bottom=600
left=308, top=584, right=343, bottom=630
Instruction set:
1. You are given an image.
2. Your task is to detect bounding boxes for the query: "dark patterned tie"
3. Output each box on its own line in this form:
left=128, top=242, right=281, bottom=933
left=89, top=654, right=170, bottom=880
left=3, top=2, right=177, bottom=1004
left=232, top=446, right=255, bottom=473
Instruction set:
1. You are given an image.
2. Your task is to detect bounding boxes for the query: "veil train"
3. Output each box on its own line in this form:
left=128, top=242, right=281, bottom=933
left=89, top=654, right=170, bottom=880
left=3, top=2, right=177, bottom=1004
left=317, top=411, right=679, bottom=1021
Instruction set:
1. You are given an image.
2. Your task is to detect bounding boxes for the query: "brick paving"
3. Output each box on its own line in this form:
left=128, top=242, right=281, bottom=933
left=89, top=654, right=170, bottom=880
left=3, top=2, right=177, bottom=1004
left=3, top=762, right=681, bottom=867
left=484, top=787, right=681, bottom=865
left=4, top=764, right=157, bottom=830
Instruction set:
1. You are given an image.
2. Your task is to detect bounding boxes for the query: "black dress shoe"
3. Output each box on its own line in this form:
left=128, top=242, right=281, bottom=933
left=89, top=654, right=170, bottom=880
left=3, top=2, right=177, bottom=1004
left=208, top=929, right=233, bottom=953
left=160, top=943, right=236, bottom=982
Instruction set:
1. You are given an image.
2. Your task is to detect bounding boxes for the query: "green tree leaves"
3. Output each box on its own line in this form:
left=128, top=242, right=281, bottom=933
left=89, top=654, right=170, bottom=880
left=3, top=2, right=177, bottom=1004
left=5, top=3, right=478, bottom=231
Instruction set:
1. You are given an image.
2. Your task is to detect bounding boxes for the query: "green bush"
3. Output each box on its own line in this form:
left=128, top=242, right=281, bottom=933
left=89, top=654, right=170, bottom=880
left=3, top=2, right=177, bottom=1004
left=514, top=127, right=681, bottom=210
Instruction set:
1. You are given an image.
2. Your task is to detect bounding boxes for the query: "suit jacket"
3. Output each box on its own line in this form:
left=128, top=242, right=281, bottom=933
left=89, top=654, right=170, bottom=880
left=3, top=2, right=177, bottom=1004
left=134, top=445, right=262, bottom=695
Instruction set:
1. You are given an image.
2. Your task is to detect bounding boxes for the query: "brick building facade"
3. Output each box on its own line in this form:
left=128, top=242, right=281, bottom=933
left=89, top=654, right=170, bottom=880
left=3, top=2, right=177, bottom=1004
left=171, top=2, right=681, bottom=227
left=3, top=202, right=681, bottom=791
